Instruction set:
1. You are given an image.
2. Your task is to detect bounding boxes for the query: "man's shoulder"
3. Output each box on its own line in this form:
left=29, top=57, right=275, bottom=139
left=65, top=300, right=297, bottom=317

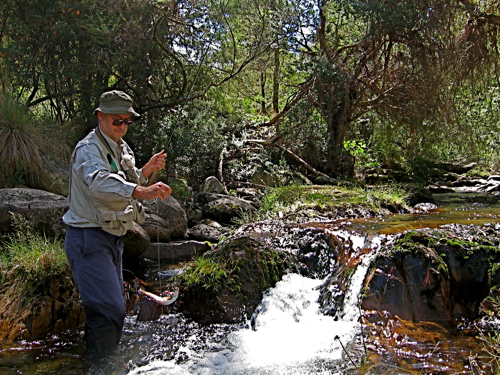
left=76, top=129, right=101, bottom=148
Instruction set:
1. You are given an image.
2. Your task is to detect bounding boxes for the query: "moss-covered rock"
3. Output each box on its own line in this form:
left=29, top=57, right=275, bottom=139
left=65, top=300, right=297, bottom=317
left=362, top=226, right=500, bottom=322
left=177, top=236, right=288, bottom=324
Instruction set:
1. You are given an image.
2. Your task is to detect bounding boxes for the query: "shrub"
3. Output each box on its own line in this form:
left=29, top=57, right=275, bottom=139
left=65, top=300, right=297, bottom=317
left=0, top=94, right=43, bottom=187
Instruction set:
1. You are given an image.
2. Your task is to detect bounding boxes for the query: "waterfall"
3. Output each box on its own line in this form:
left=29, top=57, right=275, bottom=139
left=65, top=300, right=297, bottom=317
left=129, top=233, right=383, bottom=375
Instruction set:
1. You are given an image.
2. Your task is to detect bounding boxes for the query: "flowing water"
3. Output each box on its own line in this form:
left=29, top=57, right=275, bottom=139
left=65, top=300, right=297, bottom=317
left=2, top=205, right=500, bottom=374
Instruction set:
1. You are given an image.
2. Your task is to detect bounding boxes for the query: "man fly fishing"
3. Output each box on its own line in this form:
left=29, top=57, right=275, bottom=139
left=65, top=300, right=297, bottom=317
left=62, top=90, right=171, bottom=358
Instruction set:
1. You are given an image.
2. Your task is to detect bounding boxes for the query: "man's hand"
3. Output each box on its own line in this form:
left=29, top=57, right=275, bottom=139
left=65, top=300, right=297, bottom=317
left=143, top=150, right=167, bottom=178
left=133, top=182, right=172, bottom=201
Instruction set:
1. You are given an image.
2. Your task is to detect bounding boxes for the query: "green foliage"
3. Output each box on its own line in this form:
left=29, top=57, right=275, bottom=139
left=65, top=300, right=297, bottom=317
left=0, top=213, right=70, bottom=294
left=176, top=256, right=227, bottom=292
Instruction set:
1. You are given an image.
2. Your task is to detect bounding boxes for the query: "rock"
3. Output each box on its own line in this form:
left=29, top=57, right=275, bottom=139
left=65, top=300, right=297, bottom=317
left=414, top=202, right=438, bottom=211
left=142, top=240, right=210, bottom=262
left=143, top=196, right=188, bottom=240
left=436, top=162, right=477, bottom=174
left=187, top=223, right=224, bottom=243
left=361, top=228, right=500, bottom=322
left=0, top=275, right=85, bottom=341
left=0, top=188, right=68, bottom=238
left=185, top=202, right=203, bottom=224
left=122, top=221, right=150, bottom=259
left=178, top=237, right=287, bottom=324
left=428, top=185, right=454, bottom=193
left=193, top=192, right=255, bottom=224
left=142, top=213, right=182, bottom=243
left=201, top=176, right=227, bottom=194
left=488, top=175, right=500, bottom=182
left=38, top=154, right=70, bottom=197
left=401, top=184, right=434, bottom=206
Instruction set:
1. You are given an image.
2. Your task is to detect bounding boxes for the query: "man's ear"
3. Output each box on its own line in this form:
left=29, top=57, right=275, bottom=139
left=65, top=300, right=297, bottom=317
left=97, top=111, right=104, bottom=121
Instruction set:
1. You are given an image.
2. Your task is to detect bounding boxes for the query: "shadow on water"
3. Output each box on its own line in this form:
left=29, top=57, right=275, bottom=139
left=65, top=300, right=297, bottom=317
left=3, top=203, right=500, bottom=374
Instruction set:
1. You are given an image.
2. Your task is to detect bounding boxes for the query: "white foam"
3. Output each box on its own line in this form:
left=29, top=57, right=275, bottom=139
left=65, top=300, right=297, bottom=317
left=129, top=273, right=360, bottom=374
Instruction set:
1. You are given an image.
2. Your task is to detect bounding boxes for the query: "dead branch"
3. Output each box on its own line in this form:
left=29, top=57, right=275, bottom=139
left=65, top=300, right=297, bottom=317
left=246, top=139, right=330, bottom=178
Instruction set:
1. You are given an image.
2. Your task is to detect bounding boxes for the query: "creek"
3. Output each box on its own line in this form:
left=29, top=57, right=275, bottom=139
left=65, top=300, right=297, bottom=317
left=1, top=203, right=500, bottom=374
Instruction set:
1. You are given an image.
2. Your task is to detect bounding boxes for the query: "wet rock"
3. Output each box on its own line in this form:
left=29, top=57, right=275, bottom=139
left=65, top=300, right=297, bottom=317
left=0, top=188, right=68, bottom=238
left=362, top=227, right=500, bottom=322
left=178, top=237, right=287, bottom=324
left=187, top=223, right=224, bottom=243
left=0, top=274, right=85, bottom=341
left=122, top=221, right=150, bottom=259
left=297, top=230, right=338, bottom=278
left=414, top=202, right=438, bottom=212
left=142, top=240, right=210, bottom=262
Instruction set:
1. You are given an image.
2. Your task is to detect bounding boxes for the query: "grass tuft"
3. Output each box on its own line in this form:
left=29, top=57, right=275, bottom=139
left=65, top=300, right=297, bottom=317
left=0, top=94, right=44, bottom=187
left=0, top=213, right=70, bottom=293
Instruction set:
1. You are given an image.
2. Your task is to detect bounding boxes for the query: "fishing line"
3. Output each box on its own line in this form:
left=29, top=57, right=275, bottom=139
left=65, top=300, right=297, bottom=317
left=150, top=3, right=225, bottom=287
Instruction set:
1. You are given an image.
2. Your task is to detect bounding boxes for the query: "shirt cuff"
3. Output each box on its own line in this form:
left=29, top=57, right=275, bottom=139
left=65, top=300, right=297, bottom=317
left=138, top=168, right=148, bottom=185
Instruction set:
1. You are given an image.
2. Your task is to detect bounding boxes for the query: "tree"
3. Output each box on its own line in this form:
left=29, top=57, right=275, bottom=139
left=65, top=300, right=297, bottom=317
left=264, top=0, right=500, bottom=176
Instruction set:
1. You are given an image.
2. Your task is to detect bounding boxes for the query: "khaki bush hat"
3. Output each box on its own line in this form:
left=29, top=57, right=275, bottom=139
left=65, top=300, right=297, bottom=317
left=94, top=90, right=140, bottom=118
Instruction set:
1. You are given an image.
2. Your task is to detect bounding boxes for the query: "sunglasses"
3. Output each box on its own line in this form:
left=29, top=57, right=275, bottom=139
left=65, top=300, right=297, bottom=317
left=112, top=119, right=135, bottom=126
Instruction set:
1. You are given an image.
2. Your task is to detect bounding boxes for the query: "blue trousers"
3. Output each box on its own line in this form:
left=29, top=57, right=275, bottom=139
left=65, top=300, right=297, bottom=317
left=65, top=227, right=126, bottom=356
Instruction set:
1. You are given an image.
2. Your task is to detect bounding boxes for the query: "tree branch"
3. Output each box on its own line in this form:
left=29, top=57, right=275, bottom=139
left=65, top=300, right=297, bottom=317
left=246, top=139, right=330, bottom=178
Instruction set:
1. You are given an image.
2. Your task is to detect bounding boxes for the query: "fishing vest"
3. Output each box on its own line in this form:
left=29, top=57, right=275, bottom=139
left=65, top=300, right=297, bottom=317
left=64, top=128, right=145, bottom=236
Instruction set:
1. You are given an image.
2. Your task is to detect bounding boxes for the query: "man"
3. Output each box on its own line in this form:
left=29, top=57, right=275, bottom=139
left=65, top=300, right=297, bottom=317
left=63, top=90, right=171, bottom=357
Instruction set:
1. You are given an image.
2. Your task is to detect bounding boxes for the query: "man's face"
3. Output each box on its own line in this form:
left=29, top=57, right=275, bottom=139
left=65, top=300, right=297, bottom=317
left=97, top=111, right=131, bottom=142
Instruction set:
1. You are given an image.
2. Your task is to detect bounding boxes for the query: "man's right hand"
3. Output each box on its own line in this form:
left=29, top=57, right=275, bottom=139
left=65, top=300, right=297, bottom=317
left=132, top=182, right=172, bottom=201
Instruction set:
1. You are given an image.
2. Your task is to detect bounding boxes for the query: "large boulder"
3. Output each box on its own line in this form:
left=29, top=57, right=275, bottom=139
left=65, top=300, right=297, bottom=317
left=0, top=274, right=85, bottom=341
left=143, top=196, right=188, bottom=240
left=193, top=192, right=256, bottom=224
left=361, top=226, right=500, bottom=322
left=0, top=188, right=68, bottom=238
left=178, top=237, right=287, bottom=324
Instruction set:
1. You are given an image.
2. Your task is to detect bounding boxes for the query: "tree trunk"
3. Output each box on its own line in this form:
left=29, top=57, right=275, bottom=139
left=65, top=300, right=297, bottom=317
left=272, top=48, right=280, bottom=113
left=260, top=71, right=266, bottom=115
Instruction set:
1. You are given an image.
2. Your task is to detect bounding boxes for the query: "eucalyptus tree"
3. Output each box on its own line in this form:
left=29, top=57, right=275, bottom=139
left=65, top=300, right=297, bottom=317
left=0, top=0, right=278, bottom=131
left=266, top=0, right=500, bottom=176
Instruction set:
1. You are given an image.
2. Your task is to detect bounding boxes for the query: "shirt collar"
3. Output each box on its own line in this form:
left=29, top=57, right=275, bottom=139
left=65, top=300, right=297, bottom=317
left=99, top=127, right=121, bottom=156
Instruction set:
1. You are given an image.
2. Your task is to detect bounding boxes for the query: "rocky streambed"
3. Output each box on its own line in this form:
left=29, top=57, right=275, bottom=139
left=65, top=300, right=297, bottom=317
left=2, top=171, right=500, bottom=373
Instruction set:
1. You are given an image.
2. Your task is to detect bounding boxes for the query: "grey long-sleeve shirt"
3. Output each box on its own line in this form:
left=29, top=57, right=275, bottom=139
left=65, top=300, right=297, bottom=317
left=62, top=128, right=146, bottom=236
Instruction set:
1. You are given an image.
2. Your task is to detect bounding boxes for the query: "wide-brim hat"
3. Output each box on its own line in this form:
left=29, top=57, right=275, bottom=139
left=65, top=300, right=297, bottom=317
left=93, top=90, right=141, bottom=118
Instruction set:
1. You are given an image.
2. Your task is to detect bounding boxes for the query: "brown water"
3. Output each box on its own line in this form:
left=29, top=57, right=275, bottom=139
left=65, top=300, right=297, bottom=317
left=2, top=205, right=500, bottom=374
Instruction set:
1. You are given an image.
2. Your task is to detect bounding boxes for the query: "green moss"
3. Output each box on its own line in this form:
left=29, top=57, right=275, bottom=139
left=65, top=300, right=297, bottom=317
left=176, top=237, right=286, bottom=297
